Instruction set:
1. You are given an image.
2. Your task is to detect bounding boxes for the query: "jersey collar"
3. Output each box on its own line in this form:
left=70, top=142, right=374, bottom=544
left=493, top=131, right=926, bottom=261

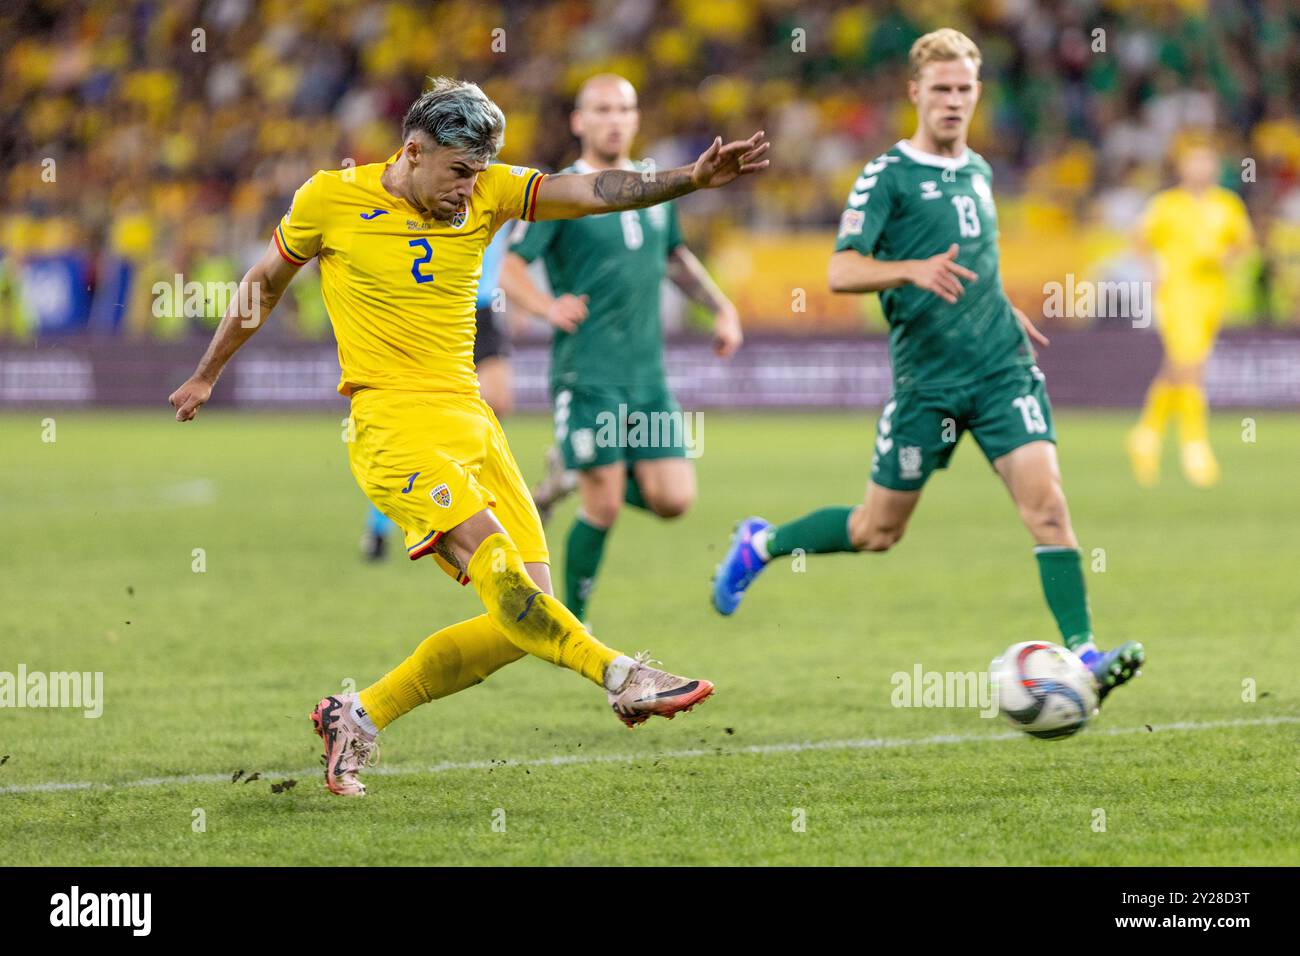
left=895, top=139, right=971, bottom=170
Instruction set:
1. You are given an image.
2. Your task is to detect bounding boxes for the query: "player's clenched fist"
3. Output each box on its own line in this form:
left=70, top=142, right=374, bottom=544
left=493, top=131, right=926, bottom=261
left=169, top=376, right=213, bottom=422
left=906, top=243, right=978, bottom=305
left=545, top=293, right=589, bottom=333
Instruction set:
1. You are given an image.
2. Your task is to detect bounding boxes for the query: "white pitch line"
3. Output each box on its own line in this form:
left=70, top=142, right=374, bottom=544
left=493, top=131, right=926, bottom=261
left=1, top=715, right=1296, bottom=797
left=0, top=478, right=216, bottom=514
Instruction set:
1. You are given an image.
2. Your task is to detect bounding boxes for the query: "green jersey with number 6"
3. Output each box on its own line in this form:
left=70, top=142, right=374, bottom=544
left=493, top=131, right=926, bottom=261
left=834, top=140, right=1033, bottom=392
left=509, top=161, right=683, bottom=389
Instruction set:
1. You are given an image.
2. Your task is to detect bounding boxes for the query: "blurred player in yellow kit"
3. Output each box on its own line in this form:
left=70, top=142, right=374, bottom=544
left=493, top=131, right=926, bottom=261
left=169, top=78, right=769, bottom=796
left=1129, top=137, right=1254, bottom=487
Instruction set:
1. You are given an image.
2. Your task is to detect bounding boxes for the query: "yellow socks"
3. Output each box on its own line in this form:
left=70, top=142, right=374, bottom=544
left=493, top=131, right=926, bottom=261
left=1174, top=383, right=1209, bottom=446
left=1137, top=380, right=1175, bottom=437
left=1140, top=380, right=1209, bottom=446
left=468, top=532, right=619, bottom=686
left=357, top=532, right=621, bottom=731
left=1174, top=383, right=1217, bottom=486
left=359, top=614, right=525, bottom=730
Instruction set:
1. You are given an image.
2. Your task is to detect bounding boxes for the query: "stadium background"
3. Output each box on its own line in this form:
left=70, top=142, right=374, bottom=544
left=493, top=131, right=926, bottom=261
left=3, top=0, right=1299, bottom=872
left=1, top=0, right=1299, bottom=408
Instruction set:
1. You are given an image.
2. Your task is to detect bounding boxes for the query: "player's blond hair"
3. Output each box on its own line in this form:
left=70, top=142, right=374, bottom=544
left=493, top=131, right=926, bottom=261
left=909, top=28, right=982, bottom=80
left=1171, top=127, right=1219, bottom=160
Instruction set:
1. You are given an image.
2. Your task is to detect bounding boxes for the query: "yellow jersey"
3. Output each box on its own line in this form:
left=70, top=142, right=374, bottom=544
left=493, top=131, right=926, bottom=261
left=1138, top=185, right=1253, bottom=287
left=274, top=153, right=545, bottom=396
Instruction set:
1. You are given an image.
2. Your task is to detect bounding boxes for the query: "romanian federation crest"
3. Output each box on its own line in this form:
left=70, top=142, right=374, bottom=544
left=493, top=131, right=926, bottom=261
left=430, top=483, right=452, bottom=508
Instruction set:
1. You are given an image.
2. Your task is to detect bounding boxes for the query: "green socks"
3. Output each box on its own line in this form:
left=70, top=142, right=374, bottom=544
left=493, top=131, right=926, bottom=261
left=757, top=517, right=1095, bottom=653
left=763, top=506, right=856, bottom=558
left=1035, top=546, right=1093, bottom=649
left=563, top=468, right=652, bottom=621
left=623, top=467, right=648, bottom=511
left=564, top=515, right=609, bottom=621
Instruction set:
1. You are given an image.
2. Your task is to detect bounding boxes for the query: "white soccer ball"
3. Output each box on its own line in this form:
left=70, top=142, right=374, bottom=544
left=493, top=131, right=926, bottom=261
left=991, top=641, right=1098, bottom=739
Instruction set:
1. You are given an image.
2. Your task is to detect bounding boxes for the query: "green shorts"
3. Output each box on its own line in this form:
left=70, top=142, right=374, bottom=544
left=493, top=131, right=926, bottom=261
left=870, top=363, right=1056, bottom=491
left=552, top=381, right=692, bottom=470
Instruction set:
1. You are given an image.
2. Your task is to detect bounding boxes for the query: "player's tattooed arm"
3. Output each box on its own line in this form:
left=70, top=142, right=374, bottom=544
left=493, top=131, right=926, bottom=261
left=592, top=167, right=695, bottom=207
left=169, top=240, right=301, bottom=421
left=531, top=131, right=769, bottom=220
left=667, top=246, right=742, bottom=357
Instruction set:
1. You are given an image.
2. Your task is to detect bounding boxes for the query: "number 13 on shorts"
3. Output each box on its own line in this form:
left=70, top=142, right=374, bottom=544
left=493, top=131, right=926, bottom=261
left=1013, top=394, right=1048, bottom=434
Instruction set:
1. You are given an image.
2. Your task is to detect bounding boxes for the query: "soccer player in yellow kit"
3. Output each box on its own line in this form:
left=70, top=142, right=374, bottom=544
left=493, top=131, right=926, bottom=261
left=169, top=78, right=769, bottom=796
left=1128, top=139, right=1254, bottom=488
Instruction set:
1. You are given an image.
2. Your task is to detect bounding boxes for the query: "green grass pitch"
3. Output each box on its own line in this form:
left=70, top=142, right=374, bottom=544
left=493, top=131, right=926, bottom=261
left=1, top=409, right=1296, bottom=865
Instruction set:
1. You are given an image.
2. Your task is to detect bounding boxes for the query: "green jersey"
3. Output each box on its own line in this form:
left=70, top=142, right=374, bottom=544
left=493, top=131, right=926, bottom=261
left=509, top=161, right=683, bottom=389
left=834, top=140, right=1033, bottom=392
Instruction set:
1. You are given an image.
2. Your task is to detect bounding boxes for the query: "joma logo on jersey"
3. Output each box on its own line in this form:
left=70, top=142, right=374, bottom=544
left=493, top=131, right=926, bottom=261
left=430, top=483, right=452, bottom=508
left=919, top=181, right=943, bottom=200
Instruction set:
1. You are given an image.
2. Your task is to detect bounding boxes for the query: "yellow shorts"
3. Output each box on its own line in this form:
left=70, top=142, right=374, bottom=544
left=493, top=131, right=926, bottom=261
left=347, top=388, right=548, bottom=583
left=1156, top=284, right=1225, bottom=367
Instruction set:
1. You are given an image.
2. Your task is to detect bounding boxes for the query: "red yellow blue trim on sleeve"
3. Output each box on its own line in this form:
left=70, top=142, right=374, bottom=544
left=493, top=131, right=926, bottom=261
left=273, top=223, right=310, bottom=265
left=522, top=172, right=545, bottom=222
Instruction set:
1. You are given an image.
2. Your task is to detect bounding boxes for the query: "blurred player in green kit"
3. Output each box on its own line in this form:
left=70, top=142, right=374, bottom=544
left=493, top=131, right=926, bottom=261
left=500, top=74, right=744, bottom=623
left=712, top=29, right=1145, bottom=705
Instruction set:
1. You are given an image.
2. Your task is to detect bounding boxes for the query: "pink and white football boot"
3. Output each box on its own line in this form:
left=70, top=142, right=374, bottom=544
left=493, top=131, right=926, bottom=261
left=310, top=693, right=380, bottom=797
left=606, top=652, right=715, bottom=728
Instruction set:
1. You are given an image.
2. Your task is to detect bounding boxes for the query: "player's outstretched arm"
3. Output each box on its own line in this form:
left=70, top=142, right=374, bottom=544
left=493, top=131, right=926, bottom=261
left=531, top=131, right=770, bottom=220
left=667, top=245, right=742, bottom=357
left=829, top=244, right=977, bottom=304
left=168, top=240, right=300, bottom=421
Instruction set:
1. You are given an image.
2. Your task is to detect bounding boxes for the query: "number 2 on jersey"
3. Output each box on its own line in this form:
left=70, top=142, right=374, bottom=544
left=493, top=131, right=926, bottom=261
left=408, top=238, right=434, bottom=284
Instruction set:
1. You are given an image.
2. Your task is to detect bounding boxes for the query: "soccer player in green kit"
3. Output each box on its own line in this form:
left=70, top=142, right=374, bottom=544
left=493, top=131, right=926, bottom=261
left=713, top=28, right=1145, bottom=704
left=501, top=74, right=743, bottom=623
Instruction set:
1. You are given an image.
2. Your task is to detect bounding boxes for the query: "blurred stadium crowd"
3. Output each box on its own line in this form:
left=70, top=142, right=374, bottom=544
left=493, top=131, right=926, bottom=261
left=2, top=0, right=1299, bottom=339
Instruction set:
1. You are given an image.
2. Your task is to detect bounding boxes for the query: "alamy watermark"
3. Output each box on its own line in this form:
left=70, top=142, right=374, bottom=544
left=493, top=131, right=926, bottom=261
left=0, top=665, right=103, bottom=718
left=564, top=404, right=706, bottom=461
left=50, top=886, right=150, bottom=935
left=152, top=274, right=262, bottom=327
left=1042, top=274, right=1152, bottom=327
left=890, top=664, right=998, bottom=718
